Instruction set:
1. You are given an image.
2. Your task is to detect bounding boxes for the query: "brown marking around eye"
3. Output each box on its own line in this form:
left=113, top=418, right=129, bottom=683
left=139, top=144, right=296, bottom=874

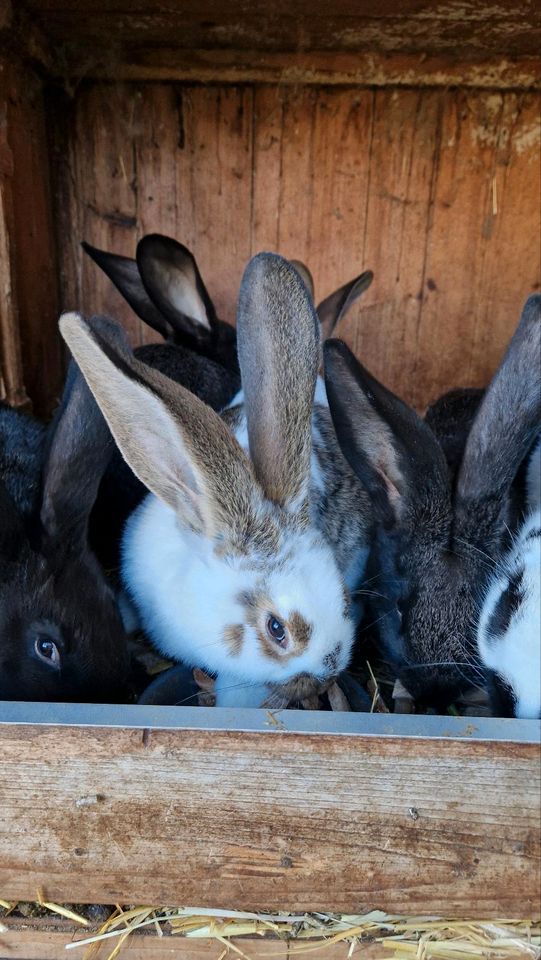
left=288, top=611, right=312, bottom=652
left=223, top=623, right=245, bottom=656
left=236, top=589, right=296, bottom=663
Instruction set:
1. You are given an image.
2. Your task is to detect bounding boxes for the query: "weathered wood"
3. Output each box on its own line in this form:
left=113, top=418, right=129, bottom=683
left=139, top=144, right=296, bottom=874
left=20, top=0, right=541, bottom=64
left=43, top=50, right=541, bottom=91
left=54, top=83, right=540, bottom=411
left=0, top=65, right=26, bottom=408
left=0, top=920, right=386, bottom=959
left=3, top=58, right=62, bottom=416
left=0, top=723, right=539, bottom=915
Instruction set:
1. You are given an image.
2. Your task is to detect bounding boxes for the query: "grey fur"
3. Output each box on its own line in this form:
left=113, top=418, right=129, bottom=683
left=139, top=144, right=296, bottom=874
left=324, top=294, right=541, bottom=709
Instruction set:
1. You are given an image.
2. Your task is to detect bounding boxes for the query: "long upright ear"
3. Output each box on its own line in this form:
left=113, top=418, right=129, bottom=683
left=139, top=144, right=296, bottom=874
left=317, top=270, right=373, bottom=341
left=39, top=321, right=132, bottom=547
left=457, top=295, right=541, bottom=511
left=59, top=312, right=258, bottom=543
left=324, top=339, right=448, bottom=526
left=81, top=241, right=169, bottom=339
left=236, top=253, right=319, bottom=512
left=136, top=234, right=218, bottom=345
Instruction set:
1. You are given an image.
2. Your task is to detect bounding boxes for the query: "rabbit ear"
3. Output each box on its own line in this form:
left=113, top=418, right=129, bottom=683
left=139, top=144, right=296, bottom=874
left=40, top=332, right=126, bottom=548
left=136, top=234, right=217, bottom=345
left=236, top=253, right=319, bottom=512
left=290, top=260, right=315, bottom=301
left=457, top=295, right=541, bottom=513
left=317, top=270, right=373, bottom=341
left=59, top=312, right=258, bottom=543
left=81, top=241, right=169, bottom=339
left=324, top=339, right=448, bottom=526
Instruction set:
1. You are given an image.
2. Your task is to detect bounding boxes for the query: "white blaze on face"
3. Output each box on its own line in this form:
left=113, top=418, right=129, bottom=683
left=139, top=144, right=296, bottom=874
left=477, top=511, right=541, bottom=719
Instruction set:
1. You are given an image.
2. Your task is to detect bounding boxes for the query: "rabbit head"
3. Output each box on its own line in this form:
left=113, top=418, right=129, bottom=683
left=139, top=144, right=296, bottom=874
left=324, top=295, right=541, bottom=709
left=60, top=255, right=356, bottom=702
left=0, top=360, right=132, bottom=702
left=476, top=438, right=541, bottom=719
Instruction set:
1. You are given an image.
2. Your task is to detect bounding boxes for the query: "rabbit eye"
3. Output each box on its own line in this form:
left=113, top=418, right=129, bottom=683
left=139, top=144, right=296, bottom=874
left=34, top=636, right=61, bottom=668
left=266, top=615, right=287, bottom=646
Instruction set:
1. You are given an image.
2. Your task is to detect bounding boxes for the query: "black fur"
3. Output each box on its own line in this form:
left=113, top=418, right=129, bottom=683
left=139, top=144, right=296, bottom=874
left=0, top=368, right=132, bottom=702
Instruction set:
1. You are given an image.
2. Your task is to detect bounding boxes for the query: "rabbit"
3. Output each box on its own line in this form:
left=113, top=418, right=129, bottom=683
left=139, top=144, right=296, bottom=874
left=476, top=438, right=541, bottom=719
left=324, top=294, right=541, bottom=711
left=59, top=254, right=372, bottom=709
left=0, top=355, right=133, bottom=703
left=85, top=234, right=373, bottom=570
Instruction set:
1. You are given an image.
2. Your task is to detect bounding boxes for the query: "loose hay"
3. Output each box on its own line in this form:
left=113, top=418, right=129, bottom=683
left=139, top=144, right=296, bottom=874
left=3, top=903, right=538, bottom=960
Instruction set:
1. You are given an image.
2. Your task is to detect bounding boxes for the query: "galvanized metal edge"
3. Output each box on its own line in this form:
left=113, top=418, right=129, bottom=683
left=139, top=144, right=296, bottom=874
left=0, top=700, right=539, bottom=742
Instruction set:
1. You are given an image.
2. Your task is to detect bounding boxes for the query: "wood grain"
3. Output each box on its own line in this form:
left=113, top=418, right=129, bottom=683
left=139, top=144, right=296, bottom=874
left=0, top=921, right=386, bottom=959
left=52, top=83, right=540, bottom=413
left=20, top=0, right=541, bottom=61
left=4, top=58, right=62, bottom=416
left=38, top=49, right=541, bottom=90
left=0, top=55, right=61, bottom=413
left=0, top=724, right=539, bottom=915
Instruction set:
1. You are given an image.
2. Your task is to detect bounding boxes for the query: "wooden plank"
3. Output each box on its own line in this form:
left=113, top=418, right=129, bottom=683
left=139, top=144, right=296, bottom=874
left=4, top=58, right=62, bottom=416
left=414, top=89, right=540, bottom=411
left=301, top=87, right=374, bottom=308
left=0, top=724, right=539, bottom=915
left=20, top=0, right=541, bottom=62
left=0, top=63, right=27, bottom=408
left=46, top=50, right=541, bottom=91
left=49, top=82, right=142, bottom=346
left=171, top=86, right=254, bottom=326
left=344, top=88, right=440, bottom=406
left=0, top=923, right=387, bottom=959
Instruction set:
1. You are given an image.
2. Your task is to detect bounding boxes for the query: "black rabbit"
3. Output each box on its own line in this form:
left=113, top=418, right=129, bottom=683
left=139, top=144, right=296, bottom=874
left=0, top=355, right=132, bottom=703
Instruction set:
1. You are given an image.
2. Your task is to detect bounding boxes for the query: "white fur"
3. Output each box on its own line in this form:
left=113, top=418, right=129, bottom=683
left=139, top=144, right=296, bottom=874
left=477, top=440, right=541, bottom=719
left=123, top=493, right=355, bottom=705
left=122, top=372, right=366, bottom=708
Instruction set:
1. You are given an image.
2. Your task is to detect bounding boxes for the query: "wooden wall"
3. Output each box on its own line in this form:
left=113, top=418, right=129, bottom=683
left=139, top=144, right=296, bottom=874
left=0, top=57, right=62, bottom=416
left=50, top=82, right=540, bottom=413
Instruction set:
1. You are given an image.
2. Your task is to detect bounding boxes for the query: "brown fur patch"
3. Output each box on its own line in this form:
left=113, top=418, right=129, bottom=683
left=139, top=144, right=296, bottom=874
left=236, top=589, right=302, bottom=664
left=288, top=611, right=312, bottom=651
left=223, top=623, right=245, bottom=657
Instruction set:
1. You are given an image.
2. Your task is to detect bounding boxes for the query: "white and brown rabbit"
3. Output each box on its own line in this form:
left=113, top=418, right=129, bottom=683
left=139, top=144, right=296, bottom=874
left=477, top=438, right=541, bottom=719
left=324, top=294, right=541, bottom=711
left=60, top=255, right=371, bottom=708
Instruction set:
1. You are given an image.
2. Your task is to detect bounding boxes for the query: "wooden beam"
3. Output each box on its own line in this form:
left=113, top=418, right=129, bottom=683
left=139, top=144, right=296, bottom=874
left=48, top=50, right=541, bottom=90
left=0, top=60, right=27, bottom=408
left=0, top=722, right=539, bottom=916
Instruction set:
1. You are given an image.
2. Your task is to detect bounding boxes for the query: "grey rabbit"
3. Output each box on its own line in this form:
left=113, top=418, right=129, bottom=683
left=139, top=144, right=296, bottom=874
left=324, top=294, right=541, bottom=710
left=0, top=353, right=132, bottom=702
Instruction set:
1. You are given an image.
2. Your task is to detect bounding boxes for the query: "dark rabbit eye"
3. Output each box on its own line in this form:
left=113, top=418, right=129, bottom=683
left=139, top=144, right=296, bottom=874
left=34, top=635, right=61, bottom=669
left=266, top=615, right=287, bottom=646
